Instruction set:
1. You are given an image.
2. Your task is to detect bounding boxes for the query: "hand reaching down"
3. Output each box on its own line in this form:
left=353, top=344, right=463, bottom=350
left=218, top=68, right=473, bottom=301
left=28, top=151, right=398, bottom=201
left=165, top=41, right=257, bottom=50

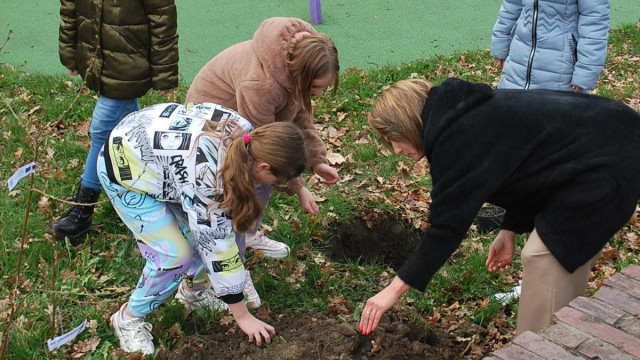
left=229, top=301, right=276, bottom=347
left=486, top=229, right=516, bottom=273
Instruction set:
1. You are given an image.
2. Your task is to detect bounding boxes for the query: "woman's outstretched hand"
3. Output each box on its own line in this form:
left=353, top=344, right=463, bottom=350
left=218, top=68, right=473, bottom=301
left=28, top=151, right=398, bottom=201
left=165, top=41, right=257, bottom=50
left=229, top=302, right=276, bottom=347
left=486, top=229, right=516, bottom=273
left=359, top=276, right=410, bottom=335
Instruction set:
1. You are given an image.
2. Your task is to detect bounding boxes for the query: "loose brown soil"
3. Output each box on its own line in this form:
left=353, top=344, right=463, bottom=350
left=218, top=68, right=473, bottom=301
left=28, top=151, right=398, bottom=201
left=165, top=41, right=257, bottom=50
left=162, top=217, right=488, bottom=360
left=164, top=309, right=470, bottom=360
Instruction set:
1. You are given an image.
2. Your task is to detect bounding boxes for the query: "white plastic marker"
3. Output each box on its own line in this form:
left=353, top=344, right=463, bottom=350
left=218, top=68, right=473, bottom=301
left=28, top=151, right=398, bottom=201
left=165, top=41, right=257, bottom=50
left=493, top=281, right=522, bottom=305
left=7, top=162, right=37, bottom=191
left=46, top=318, right=88, bottom=351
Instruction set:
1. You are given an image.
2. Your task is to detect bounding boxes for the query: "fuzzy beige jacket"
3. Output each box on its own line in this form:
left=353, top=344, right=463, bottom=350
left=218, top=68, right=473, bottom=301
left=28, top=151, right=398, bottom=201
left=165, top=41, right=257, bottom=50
left=186, top=17, right=327, bottom=194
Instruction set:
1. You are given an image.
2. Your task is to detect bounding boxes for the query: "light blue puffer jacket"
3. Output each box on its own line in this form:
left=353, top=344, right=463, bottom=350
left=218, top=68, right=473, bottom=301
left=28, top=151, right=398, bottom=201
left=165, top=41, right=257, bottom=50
left=490, top=0, right=610, bottom=91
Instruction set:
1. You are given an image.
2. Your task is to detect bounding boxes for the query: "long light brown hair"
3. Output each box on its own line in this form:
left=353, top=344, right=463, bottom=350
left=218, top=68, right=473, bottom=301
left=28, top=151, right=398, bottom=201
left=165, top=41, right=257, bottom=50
left=219, top=122, right=307, bottom=232
left=368, top=79, right=434, bottom=152
left=287, top=33, right=340, bottom=116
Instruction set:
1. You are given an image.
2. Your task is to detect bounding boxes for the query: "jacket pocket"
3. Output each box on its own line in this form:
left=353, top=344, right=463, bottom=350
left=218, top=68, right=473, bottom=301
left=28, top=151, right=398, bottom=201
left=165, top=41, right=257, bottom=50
left=569, top=34, right=578, bottom=64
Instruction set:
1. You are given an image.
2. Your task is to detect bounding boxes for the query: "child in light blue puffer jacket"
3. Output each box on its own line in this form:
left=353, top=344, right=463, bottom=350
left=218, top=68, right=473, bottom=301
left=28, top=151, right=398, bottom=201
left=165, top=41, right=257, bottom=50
left=490, top=0, right=610, bottom=93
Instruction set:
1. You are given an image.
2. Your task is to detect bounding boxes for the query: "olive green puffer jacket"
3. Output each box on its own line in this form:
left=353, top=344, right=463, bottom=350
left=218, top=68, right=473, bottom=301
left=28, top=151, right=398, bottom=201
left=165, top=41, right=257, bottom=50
left=58, top=0, right=179, bottom=99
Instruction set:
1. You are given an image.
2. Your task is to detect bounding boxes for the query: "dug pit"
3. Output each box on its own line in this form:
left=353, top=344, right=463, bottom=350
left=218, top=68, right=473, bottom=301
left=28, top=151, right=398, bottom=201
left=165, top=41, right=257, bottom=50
left=327, top=217, right=421, bottom=270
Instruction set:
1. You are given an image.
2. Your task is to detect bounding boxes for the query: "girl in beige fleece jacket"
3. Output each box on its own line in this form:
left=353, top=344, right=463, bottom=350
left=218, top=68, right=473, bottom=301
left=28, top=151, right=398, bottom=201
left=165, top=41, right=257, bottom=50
left=186, top=17, right=340, bottom=261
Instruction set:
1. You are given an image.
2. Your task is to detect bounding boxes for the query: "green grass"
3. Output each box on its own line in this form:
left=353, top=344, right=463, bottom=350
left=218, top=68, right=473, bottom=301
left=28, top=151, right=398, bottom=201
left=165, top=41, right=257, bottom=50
left=1, top=22, right=639, bottom=359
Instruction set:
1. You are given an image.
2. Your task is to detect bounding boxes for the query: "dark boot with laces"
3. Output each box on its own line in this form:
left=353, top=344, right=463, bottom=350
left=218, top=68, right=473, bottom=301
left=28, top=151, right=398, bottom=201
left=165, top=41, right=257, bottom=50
left=46, top=185, right=101, bottom=245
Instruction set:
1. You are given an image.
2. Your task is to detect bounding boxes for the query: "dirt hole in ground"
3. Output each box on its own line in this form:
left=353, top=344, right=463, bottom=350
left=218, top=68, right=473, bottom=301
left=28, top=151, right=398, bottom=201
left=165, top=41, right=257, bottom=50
left=164, top=309, right=470, bottom=360
left=327, top=217, right=421, bottom=270
left=164, top=216, right=480, bottom=360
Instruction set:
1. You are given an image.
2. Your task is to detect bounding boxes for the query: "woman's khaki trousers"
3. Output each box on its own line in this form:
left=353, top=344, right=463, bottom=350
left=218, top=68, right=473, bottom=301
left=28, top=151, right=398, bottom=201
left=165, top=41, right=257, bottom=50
left=517, top=229, right=601, bottom=335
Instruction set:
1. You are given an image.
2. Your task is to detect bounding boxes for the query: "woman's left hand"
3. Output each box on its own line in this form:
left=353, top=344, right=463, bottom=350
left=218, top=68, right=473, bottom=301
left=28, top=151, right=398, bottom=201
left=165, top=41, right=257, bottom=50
left=313, top=163, right=340, bottom=185
left=359, top=276, right=411, bottom=335
left=486, top=229, right=516, bottom=272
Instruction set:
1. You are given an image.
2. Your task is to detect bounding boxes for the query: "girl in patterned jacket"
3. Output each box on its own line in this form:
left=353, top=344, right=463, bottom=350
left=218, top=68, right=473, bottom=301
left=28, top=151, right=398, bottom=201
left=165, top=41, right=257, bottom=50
left=97, top=103, right=307, bottom=355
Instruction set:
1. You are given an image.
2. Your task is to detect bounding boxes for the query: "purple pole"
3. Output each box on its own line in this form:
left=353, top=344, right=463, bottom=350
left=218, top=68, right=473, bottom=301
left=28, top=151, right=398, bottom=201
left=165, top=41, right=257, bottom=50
left=310, top=0, right=323, bottom=25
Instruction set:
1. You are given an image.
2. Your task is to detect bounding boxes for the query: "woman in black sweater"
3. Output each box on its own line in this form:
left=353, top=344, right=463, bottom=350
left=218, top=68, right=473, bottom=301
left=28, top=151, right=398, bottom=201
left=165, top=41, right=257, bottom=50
left=360, top=77, right=640, bottom=335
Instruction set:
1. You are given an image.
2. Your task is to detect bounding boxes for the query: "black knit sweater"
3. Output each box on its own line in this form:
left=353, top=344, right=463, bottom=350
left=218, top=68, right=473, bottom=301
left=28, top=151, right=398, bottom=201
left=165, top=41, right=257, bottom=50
left=397, top=78, right=640, bottom=292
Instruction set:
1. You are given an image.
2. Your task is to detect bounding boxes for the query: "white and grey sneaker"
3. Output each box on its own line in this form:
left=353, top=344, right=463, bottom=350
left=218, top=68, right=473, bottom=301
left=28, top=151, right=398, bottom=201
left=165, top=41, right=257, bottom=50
left=110, top=303, right=155, bottom=355
left=245, top=231, right=290, bottom=259
left=244, top=271, right=261, bottom=309
left=175, top=282, right=228, bottom=312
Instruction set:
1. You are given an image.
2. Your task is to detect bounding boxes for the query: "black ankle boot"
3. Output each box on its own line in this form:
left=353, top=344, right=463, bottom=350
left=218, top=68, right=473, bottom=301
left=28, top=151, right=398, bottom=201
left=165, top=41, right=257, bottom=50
left=46, top=185, right=101, bottom=244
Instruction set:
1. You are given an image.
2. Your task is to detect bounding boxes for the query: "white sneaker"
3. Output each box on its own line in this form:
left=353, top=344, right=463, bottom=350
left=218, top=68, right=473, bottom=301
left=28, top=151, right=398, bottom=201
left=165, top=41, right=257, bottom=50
left=244, top=271, right=261, bottom=309
left=110, top=303, right=155, bottom=355
left=245, top=231, right=290, bottom=259
left=175, top=282, right=228, bottom=312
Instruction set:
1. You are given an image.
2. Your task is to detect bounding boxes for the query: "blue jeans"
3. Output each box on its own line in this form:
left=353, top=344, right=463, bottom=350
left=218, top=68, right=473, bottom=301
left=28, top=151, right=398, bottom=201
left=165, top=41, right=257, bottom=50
left=81, top=96, right=139, bottom=191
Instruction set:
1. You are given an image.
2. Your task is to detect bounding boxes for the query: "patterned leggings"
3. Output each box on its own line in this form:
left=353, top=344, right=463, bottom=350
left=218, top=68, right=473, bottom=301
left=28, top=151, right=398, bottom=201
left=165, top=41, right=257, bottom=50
left=97, top=154, right=209, bottom=318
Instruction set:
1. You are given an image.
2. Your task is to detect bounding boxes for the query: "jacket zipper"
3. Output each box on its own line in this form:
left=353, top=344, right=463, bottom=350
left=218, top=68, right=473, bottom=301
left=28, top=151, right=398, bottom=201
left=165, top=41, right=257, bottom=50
left=525, top=0, right=539, bottom=90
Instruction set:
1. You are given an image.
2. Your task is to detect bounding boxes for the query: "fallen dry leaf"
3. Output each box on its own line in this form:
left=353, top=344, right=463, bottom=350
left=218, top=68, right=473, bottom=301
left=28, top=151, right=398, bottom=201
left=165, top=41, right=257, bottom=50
left=326, top=151, right=345, bottom=165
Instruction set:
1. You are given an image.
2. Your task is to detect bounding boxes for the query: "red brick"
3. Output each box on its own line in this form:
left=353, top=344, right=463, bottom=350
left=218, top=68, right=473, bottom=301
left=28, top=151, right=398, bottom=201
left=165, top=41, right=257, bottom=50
left=492, top=344, right=544, bottom=360
left=555, top=307, right=640, bottom=357
left=568, top=296, right=625, bottom=325
left=540, top=324, right=589, bottom=349
left=621, top=265, right=640, bottom=281
left=618, top=316, right=640, bottom=338
left=513, top=331, right=583, bottom=360
left=604, top=273, right=640, bottom=299
left=580, top=339, right=635, bottom=360
left=594, top=286, right=640, bottom=316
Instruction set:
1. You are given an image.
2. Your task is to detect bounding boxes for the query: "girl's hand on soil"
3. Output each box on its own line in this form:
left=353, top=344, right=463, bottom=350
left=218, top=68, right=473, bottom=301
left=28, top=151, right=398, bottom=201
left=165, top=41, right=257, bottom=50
left=486, top=230, right=516, bottom=272
left=313, top=163, right=340, bottom=185
left=67, top=68, right=79, bottom=76
left=495, top=58, right=505, bottom=69
left=359, top=276, right=410, bottom=335
left=297, top=187, right=319, bottom=214
left=229, top=302, right=276, bottom=347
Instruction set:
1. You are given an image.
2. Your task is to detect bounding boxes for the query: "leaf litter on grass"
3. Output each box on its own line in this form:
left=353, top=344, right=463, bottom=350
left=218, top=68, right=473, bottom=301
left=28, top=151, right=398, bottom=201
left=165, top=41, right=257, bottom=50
left=1, top=23, right=639, bottom=359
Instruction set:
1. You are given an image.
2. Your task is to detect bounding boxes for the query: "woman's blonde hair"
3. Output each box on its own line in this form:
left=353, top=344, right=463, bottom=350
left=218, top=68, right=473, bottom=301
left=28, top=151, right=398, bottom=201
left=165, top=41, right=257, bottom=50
left=368, top=79, right=434, bottom=151
left=219, top=122, right=307, bottom=233
left=288, top=33, right=340, bottom=115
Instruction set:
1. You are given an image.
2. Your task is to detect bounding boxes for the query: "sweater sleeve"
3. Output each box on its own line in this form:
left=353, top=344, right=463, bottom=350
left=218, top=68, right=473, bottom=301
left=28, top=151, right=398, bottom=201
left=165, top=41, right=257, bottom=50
left=572, top=0, right=610, bottom=90
left=235, top=80, right=279, bottom=128
left=500, top=207, right=535, bottom=234
left=292, top=106, right=327, bottom=169
left=142, top=0, right=179, bottom=91
left=58, top=0, right=78, bottom=70
left=490, top=0, right=523, bottom=59
left=398, top=103, right=510, bottom=291
left=397, top=158, right=496, bottom=291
